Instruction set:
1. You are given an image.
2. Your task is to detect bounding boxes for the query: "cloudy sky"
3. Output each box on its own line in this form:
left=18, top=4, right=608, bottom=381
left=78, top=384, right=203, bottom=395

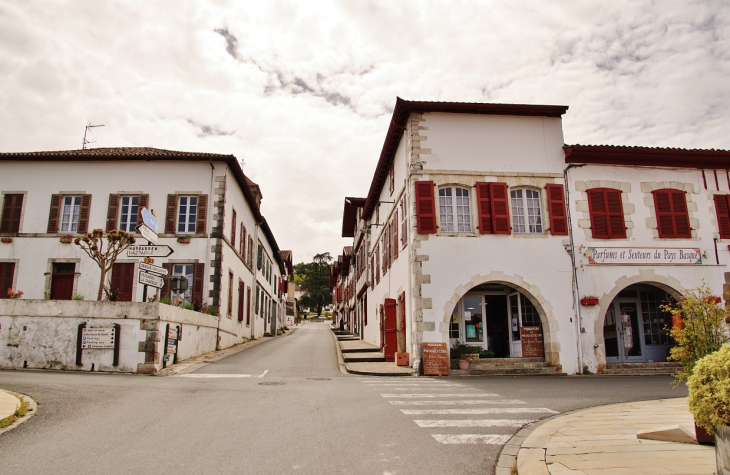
left=1, top=1, right=728, bottom=264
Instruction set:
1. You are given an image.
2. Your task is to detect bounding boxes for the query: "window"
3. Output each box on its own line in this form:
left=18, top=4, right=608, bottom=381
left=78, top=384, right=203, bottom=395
left=438, top=187, right=472, bottom=233
left=400, top=199, right=408, bottom=249
left=228, top=271, right=234, bottom=316
left=714, top=195, right=730, bottom=239
left=231, top=209, right=237, bottom=245
left=475, top=182, right=510, bottom=234
left=1, top=194, right=23, bottom=233
left=587, top=188, right=626, bottom=239
left=248, top=236, right=254, bottom=266
left=119, top=196, right=139, bottom=232
left=389, top=163, right=395, bottom=196
left=246, top=286, right=252, bottom=325
left=257, top=243, right=263, bottom=270
left=375, top=244, right=380, bottom=284
left=653, top=189, right=691, bottom=238
left=255, top=286, right=260, bottom=315
left=449, top=305, right=459, bottom=339
left=510, top=189, right=543, bottom=234
left=177, top=196, right=198, bottom=233
left=240, top=224, right=246, bottom=256
left=61, top=196, right=82, bottom=233
left=172, top=264, right=194, bottom=302
left=0, top=262, right=15, bottom=298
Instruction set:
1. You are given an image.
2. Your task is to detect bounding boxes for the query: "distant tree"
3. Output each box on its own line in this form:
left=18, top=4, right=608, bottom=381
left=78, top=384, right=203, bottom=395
left=293, top=262, right=309, bottom=287
left=75, top=229, right=136, bottom=300
left=298, top=252, right=332, bottom=316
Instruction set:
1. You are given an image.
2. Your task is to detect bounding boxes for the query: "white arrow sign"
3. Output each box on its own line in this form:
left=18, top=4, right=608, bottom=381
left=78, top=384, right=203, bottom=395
left=136, top=224, right=158, bottom=244
left=127, top=245, right=174, bottom=257
left=141, top=208, right=159, bottom=234
left=139, top=271, right=164, bottom=289
left=139, top=262, right=168, bottom=276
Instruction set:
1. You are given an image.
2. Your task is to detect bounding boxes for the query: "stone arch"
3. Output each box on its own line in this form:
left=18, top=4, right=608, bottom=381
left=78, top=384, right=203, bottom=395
left=441, top=272, right=562, bottom=369
left=592, top=270, right=683, bottom=367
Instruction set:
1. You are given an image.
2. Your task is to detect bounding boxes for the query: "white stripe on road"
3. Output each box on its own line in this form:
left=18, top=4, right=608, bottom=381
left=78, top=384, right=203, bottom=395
left=401, top=408, right=558, bottom=415
left=390, top=399, right=526, bottom=406
left=178, top=370, right=268, bottom=379
left=362, top=384, right=464, bottom=387
left=258, top=370, right=269, bottom=378
left=380, top=393, right=499, bottom=398
left=431, top=434, right=512, bottom=444
left=414, top=419, right=536, bottom=428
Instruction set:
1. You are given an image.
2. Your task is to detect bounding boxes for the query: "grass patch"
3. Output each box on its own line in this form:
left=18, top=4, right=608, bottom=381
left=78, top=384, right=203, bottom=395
left=511, top=463, right=518, bottom=475
left=0, top=397, right=29, bottom=429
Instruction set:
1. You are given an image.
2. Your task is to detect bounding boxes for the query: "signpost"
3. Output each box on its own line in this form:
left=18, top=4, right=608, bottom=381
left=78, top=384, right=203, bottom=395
left=139, top=261, right=168, bottom=275
left=127, top=245, right=174, bottom=258
left=81, top=327, right=116, bottom=349
left=141, top=208, right=159, bottom=234
left=139, top=271, right=164, bottom=289
left=135, top=224, right=158, bottom=244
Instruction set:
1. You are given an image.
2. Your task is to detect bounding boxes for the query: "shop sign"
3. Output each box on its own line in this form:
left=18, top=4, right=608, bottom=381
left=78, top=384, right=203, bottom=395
left=586, top=247, right=701, bottom=265
left=520, top=326, right=543, bottom=358
left=422, top=342, right=449, bottom=376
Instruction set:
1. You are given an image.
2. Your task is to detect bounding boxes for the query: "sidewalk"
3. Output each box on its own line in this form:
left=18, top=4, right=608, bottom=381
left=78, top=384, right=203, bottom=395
left=0, top=389, right=37, bottom=435
left=331, top=327, right=412, bottom=376
left=498, top=397, right=716, bottom=475
left=0, top=389, right=20, bottom=421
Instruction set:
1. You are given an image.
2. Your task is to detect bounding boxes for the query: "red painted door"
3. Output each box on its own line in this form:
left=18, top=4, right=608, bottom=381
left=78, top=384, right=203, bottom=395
left=383, top=298, right=398, bottom=362
left=111, top=263, right=135, bottom=302
left=50, top=263, right=75, bottom=300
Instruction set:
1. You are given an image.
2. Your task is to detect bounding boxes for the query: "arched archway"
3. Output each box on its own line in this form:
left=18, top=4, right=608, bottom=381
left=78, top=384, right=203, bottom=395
left=442, top=273, right=561, bottom=368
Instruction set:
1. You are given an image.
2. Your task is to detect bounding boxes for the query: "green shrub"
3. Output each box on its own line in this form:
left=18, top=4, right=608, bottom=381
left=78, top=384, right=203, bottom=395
left=160, top=298, right=172, bottom=305
left=206, top=306, right=219, bottom=316
left=183, top=303, right=194, bottom=310
left=323, top=311, right=332, bottom=317
left=479, top=349, right=495, bottom=359
left=450, top=342, right=481, bottom=359
left=687, top=344, right=730, bottom=432
left=72, top=294, right=85, bottom=301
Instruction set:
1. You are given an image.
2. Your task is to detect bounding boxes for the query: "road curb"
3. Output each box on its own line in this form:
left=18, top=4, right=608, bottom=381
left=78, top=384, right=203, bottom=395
left=330, top=327, right=349, bottom=375
left=0, top=390, right=38, bottom=436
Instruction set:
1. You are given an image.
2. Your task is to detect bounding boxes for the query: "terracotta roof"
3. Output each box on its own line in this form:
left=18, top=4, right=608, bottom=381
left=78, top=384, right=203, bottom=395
left=279, top=250, right=293, bottom=275
left=363, top=98, right=569, bottom=220
left=564, top=144, right=730, bottom=169
left=341, top=197, right=366, bottom=238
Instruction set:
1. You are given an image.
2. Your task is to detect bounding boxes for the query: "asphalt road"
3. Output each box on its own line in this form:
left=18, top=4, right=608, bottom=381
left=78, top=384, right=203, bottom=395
left=0, top=322, right=687, bottom=475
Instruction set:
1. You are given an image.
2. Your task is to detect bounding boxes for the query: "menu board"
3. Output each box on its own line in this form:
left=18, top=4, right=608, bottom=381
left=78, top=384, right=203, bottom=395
left=520, top=326, right=544, bottom=357
left=422, top=343, right=449, bottom=376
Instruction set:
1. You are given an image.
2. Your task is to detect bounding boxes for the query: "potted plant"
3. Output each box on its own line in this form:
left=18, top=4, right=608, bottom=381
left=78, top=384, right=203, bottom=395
left=59, top=235, right=73, bottom=243
left=177, top=235, right=192, bottom=243
left=580, top=295, right=600, bottom=306
left=687, top=345, right=730, bottom=467
left=664, top=282, right=730, bottom=444
left=1, top=237, right=12, bottom=243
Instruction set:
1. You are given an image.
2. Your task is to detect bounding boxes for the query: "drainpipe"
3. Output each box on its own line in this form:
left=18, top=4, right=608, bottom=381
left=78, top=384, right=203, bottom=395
left=207, top=158, right=220, bottom=350
left=564, top=163, right=586, bottom=374
left=251, top=221, right=260, bottom=339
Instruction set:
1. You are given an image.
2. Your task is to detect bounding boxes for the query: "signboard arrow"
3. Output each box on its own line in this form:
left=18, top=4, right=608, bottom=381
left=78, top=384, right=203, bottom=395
left=135, top=224, right=158, bottom=244
left=127, top=245, right=174, bottom=258
left=139, top=262, right=169, bottom=276
left=139, top=271, right=164, bottom=289
left=140, top=208, right=159, bottom=234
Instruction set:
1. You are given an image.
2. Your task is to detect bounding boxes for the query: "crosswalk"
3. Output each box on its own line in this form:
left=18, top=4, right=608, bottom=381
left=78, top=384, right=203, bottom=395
left=358, top=377, right=556, bottom=445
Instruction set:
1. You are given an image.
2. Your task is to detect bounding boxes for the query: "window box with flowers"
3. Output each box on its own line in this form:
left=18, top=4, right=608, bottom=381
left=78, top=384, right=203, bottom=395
left=581, top=296, right=600, bottom=306
left=177, top=236, right=192, bottom=244
left=1, top=237, right=12, bottom=243
left=7, top=288, right=24, bottom=299
left=59, top=235, right=73, bottom=244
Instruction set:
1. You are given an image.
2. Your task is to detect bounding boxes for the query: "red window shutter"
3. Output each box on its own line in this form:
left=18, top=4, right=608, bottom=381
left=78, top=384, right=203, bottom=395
left=671, top=191, right=691, bottom=237
left=606, top=190, right=625, bottom=238
left=77, top=194, right=92, bottom=234
left=370, top=256, right=374, bottom=290
left=238, top=280, right=245, bottom=322
left=714, top=195, right=730, bottom=238
left=193, top=263, right=205, bottom=306
left=587, top=190, right=608, bottom=238
left=375, top=245, right=380, bottom=284
left=399, top=291, right=406, bottom=337
left=545, top=184, right=568, bottom=235
left=136, top=194, right=149, bottom=228
left=653, top=189, right=690, bottom=238
left=246, top=286, right=252, bottom=325
left=401, top=200, right=408, bottom=249
left=47, top=194, right=61, bottom=233
left=587, top=188, right=625, bottom=239
left=415, top=181, right=437, bottom=234
left=475, top=182, right=493, bottom=234
left=393, top=210, right=399, bottom=260
left=196, top=194, right=208, bottom=235
left=160, top=263, right=174, bottom=299
left=165, top=194, right=176, bottom=234
left=0, top=262, right=15, bottom=298
left=231, top=209, right=237, bottom=244
left=1, top=194, right=23, bottom=233
left=489, top=182, right=511, bottom=234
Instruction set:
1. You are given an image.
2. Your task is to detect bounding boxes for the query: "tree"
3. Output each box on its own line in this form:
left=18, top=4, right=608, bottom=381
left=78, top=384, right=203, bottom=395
left=297, top=252, right=332, bottom=316
left=75, top=229, right=136, bottom=300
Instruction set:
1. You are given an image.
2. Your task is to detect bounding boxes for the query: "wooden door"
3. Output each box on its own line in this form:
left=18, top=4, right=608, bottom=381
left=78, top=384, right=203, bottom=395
left=111, top=263, right=135, bottom=302
left=0, top=262, right=15, bottom=298
left=50, top=263, right=75, bottom=300
left=383, top=298, right=398, bottom=362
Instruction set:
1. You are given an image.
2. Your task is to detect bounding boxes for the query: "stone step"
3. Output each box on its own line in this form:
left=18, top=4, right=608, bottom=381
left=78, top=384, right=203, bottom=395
left=601, top=368, right=678, bottom=375
left=341, top=347, right=381, bottom=353
left=456, top=367, right=562, bottom=376
left=343, top=353, right=386, bottom=363
left=471, top=362, right=552, bottom=370
left=606, top=362, right=680, bottom=369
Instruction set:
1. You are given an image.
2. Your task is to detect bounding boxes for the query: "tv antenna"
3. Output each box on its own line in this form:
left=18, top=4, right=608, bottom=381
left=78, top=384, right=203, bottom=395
left=82, top=122, right=105, bottom=149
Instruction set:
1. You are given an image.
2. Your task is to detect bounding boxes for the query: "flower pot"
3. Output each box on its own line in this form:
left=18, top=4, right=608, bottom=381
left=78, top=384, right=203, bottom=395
left=59, top=235, right=73, bottom=244
left=177, top=237, right=191, bottom=243
left=462, top=353, right=480, bottom=360
left=716, top=425, right=730, bottom=475
left=396, top=352, right=409, bottom=366
left=581, top=298, right=599, bottom=306
left=0, top=237, right=12, bottom=243
left=695, top=420, right=716, bottom=445
left=458, top=359, right=469, bottom=370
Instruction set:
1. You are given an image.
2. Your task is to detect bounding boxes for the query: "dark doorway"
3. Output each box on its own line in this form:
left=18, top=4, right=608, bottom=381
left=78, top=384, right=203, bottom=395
left=111, top=263, right=135, bottom=302
left=50, top=263, right=75, bottom=300
left=485, top=295, right=509, bottom=358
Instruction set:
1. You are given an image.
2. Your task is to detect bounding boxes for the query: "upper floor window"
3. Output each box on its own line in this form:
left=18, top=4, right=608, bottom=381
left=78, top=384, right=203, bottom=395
left=1, top=194, right=23, bottom=233
left=713, top=195, right=730, bottom=239
left=587, top=188, right=626, bottom=239
left=177, top=196, right=198, bottom=233
left=510, top=189, right=542, bottom=234
left=438, top=187, right=472, bottom=233
left=119, top=196, right=139, bottom=232
left=61, top=196, right=82, bottom=233
left=653, top=189, right=690, bottom=238
left=231, top=209, right=237, bottom=245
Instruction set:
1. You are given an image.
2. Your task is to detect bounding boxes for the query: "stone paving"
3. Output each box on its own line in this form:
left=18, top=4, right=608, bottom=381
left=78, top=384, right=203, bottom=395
left=504, top=397, right=716, bottom=475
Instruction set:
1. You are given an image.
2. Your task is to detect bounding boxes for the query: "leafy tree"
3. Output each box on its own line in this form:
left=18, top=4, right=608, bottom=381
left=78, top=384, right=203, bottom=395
left=297, top=252, right=332, bottom=316
left=75, top=229, right=136, bottom=301
left=293, top=262, right=309, bottom=287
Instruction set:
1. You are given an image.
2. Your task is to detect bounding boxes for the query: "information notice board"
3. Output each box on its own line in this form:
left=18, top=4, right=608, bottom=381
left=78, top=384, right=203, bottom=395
left=520, top=326, right=544, bottom=357
left=422, top=343, right=449, bottom=376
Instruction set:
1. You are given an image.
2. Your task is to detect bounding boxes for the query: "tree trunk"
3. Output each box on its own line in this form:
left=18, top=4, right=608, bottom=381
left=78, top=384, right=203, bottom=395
left=97, top=267, right=107, bottom=300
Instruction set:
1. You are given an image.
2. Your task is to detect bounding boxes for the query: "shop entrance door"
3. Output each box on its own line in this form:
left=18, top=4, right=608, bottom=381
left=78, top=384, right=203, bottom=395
left=383, top=298, right=397, bottom=362
left=508, top=293, right=523, bottom=357
left=484, top=295, right=509, bottom=357
left=605, top=301, right=644, bottom=363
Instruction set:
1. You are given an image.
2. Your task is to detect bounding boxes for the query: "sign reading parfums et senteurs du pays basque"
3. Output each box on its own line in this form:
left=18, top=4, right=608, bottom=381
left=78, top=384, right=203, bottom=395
left=586, top=247, right=701, bottom=265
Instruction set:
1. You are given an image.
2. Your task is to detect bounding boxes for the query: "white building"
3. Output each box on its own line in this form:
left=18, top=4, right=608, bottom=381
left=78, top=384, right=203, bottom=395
left=335, top=98, right=730, bottom=374
left=0, top=147, right=291, bottom=353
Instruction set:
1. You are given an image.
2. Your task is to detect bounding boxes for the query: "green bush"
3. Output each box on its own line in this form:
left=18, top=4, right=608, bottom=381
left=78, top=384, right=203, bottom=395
left=687, top=344, right=730, bottom=432
left=160, top=297, right=172, bottom=305
left=450, top=343, right=481, bottom=359
left=479, top=349, right=495, bottom=359
left=323, top=311, right=332, bottom=317
left=206, top=306, right=219, bottom=316
left=183, top=303, right=194, bottom=310
left=72, top=294, right=85, bottom=301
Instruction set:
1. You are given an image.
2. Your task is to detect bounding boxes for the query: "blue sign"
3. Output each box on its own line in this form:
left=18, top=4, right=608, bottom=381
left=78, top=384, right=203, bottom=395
left=141, top=208, right=159, bottom=234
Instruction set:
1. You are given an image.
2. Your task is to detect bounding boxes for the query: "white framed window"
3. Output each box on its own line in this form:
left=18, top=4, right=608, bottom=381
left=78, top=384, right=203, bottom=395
left=119, top=196, right=139, bottom=232
left=510, top=188, right=543, bottom=234
left=177, top=196, right=198, bottom=233
left=60, top=196, right=82, bottom=233
left=172, top=264, right=194, bottom=302
left=438, top=187, right=472, bottom=233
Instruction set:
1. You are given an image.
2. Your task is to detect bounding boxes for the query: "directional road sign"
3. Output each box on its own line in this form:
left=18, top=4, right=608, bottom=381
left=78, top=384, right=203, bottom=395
left=136, top=224, right=158, bottom=244
left=139, top=261, right=168, bottom=276
left=139, top=271, right=164, bottom=289
left=127, top=245, right=174, bottom=258
left=141, top=208, right=159, bottom=234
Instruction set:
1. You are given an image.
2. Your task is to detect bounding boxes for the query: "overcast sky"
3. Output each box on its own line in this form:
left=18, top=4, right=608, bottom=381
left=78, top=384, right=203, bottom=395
left=1, top=1, right=728, bottom=264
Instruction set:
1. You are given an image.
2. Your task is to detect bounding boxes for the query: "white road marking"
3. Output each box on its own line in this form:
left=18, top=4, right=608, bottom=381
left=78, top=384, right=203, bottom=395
left=401, top=408, right=558, bottom=415
left=431, top=434, right=512, bottom=445
left=414, top=419, right=536, bottom=428
left=362, top=383, right=464, bottom=387
left=380, top=393, right=499, bottom=398
left=178, top=374, right=253, bottom=378
left=390, top=399, right=527, bottom=406
left=258, top=370, right=269, bottom=378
